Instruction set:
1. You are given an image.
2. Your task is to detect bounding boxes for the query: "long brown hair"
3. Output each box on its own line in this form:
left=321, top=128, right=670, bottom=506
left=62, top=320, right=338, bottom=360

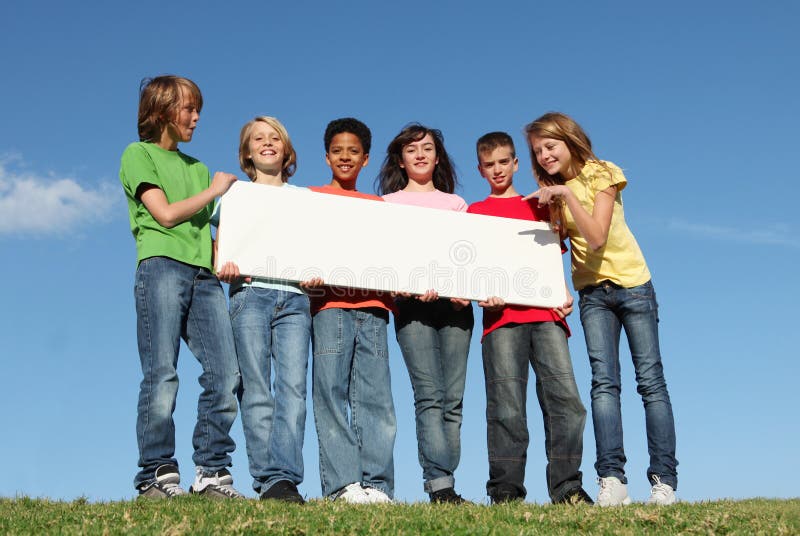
left=524, top=112, right=600, bottom=239
left=137, top=75, right=203, bottom=143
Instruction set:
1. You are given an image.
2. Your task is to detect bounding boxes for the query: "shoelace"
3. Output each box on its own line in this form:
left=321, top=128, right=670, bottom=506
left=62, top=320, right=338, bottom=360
left=200, top=472, right=244, bottom=498
left=161, top=481, right=188, bottom=497
left=649, top=476, right=671, bottom=500
left=597, top=477, right=615, bottom=501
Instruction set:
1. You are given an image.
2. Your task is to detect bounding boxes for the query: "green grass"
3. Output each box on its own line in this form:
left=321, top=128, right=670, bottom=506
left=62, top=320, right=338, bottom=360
left=1, top=497, right=797, bottom=535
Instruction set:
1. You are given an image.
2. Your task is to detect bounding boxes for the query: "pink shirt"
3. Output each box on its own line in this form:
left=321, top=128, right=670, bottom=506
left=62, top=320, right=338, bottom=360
left=382, top=189, right=468, bottom=212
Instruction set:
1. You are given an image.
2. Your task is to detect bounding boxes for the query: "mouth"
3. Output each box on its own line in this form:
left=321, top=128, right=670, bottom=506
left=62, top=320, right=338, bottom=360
left=259, top=149, right=277, bottom=156
left=338, top=164, right=353, bottom=172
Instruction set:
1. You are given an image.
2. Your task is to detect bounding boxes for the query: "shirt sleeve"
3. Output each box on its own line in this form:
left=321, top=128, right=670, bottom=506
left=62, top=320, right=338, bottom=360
left=120, top=143, right=162, bottom=199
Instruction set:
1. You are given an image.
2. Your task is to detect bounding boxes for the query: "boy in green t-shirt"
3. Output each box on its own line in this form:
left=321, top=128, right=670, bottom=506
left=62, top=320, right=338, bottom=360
left=119, top=75, right=244, bottom=499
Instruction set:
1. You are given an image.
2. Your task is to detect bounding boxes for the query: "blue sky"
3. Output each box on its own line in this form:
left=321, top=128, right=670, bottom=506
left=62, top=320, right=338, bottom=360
left=1, top=1, right=798, bottom=503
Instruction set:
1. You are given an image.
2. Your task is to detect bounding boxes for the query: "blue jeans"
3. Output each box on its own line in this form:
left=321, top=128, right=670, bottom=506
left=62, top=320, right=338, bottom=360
left=229, top=286, right=311, bottom=495
left=579, top=280, right=678, bottom=489
left=395, top=298, right=473, bottom=493
left=133, top=257, right=240, bottom=489
left=311, top=307, right=397, bottom=497
left=482, top=322, right=587, bottom=502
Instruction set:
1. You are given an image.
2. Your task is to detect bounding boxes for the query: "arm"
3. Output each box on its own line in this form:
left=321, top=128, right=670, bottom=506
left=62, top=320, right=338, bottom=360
left=526, top=184, right=616, bottom=251
left=139, top=171, right=237, bottom=229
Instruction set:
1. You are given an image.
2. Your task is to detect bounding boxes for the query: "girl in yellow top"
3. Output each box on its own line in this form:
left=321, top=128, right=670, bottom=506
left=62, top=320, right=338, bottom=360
left=524, top=112, right=677, bottom=506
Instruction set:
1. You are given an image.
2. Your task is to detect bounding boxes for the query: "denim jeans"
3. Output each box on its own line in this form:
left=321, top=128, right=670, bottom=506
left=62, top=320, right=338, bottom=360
left=579, top=279, right=678, bottom=489
left=482, top=322, right=587, bottom=502
left=395, top=298, right=473, bottom=493
left=311, top=307, right=397, bottom=497
left=133, top=256, right=240, bottom=489
left=229, top=286, right=311, bottom=495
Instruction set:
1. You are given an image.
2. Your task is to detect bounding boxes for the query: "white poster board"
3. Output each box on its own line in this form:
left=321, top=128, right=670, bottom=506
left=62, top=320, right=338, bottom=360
left=215, top=182, right=567, bottom=308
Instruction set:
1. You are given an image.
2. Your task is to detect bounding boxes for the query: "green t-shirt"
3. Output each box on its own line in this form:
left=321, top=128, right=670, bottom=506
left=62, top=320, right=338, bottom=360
left=119, top=142, right=213, bottom=269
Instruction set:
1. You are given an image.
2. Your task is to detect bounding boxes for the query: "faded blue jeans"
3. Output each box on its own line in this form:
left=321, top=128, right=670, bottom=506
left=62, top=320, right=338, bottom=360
left=229, top=286, right=311, bottom=495
left=395, top=298, right=473, bottom=494
left=482, top=321, right=587, bottom=502
left=579, top=279, right=678, bottom=490
left=133, top=256, right=240, bottom=489
left=311, top=307, right=397, bottom=498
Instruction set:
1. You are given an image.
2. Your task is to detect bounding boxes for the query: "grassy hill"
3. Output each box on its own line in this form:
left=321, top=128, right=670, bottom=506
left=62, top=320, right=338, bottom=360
left=1, top=497, right=797, bottom=535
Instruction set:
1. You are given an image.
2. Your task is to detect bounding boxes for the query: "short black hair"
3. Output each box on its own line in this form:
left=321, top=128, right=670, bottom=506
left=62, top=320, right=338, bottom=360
left=324, top=117, right=371, bottom=154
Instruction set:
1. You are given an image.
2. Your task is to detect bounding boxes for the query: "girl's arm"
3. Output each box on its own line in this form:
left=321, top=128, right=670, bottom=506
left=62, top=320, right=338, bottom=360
left=527, top=184, right=616, bottom=251
left=140, top=171, right=237, bottom=229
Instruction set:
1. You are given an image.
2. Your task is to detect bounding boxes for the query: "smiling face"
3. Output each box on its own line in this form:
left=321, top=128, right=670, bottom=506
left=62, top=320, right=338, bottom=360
left=246, top=121, right=285, bottom=178
left=326, top=132, right=369, bottom=183
left=400, top=133, right=438, bottom=184
left=478, top=145, right=519, bottom=195
left=529, top=135, right=575, bottom=179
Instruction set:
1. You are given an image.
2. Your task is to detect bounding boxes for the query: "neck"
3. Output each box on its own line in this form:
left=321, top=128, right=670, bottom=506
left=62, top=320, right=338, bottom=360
left=156, top=128, right=178, bottom=151
left=489, top=185, right=519, bottom=198
left=253, top=168, right=284, bottom=186
left=403, top=177, right=435, bottom=192
left=328, top=178, right=357, bottom=191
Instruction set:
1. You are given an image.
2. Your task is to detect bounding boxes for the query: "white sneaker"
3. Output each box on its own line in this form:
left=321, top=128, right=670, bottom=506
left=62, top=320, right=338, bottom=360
left=189, top=467, right=246, bottom=499
left=362, top=486, right=393, bottom=503
left=335, top=482, right=371, bottom=504
left=596, top=476, right=631, bottom=507
left=647, top=476, right=676, bottom=505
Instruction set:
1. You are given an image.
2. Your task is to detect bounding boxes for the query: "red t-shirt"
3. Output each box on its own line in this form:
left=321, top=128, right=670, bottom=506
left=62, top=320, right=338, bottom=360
left=467, top=195, right=570, bottom=340
left=307, top=185, right=395, bottom=315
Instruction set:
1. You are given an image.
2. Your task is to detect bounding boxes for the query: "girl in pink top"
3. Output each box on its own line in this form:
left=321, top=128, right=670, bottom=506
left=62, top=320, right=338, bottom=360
left=376, top=124, right=473, bottom=503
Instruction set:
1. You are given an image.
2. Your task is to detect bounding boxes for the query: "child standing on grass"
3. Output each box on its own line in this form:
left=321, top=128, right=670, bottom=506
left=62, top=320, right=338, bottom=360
left=467, top=132, right=591, bottom=505
left=215, top=117, right=311, bottom=504
left=119, top=75, right=244, bottom=499
left=305, top=117, right=397, bottom=504
left=525, top=112, right=678, bottom=506
left=377, top=124, right=474, bottom=504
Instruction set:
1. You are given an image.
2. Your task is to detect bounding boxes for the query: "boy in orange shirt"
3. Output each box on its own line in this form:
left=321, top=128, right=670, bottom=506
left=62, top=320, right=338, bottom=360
left=306, top=118, right=397, bottom=503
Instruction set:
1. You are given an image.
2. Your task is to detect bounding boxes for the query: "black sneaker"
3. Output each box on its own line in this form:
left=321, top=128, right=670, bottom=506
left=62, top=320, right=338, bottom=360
left=260, top=480, right=305, bottom=504
left=189, top=467, right=246, bottom=499
left=138, top=464, right=188, bottom=499
left=490, top=487, right=523, bottom=504
left=429, top=487, right=467, bottom=504
left=555, top=487, right=594, bottom=505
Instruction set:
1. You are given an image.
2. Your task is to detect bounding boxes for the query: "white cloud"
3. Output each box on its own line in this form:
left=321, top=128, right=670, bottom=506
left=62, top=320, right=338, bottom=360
left=0, top=156, right=119, bottom=236
left=668, top=219, right=799, bottom=249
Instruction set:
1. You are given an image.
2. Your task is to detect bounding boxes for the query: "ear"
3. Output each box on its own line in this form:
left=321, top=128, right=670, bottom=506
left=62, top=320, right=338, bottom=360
left=513, top=157, right=519, bottom=173
left=325, top=152, right=331, bottom=167
left=362, top=153, right=369, bottom=167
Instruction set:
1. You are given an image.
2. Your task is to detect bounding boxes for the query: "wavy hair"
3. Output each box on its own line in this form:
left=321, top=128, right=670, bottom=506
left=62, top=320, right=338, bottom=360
left=376, top=123, right=458, bottom=195
left=238, top=116, right=297, bottom=181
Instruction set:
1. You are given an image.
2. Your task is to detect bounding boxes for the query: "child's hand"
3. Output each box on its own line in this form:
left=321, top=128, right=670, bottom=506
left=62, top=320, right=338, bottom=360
left=210, top=172, right=238, bottom=197
left=300, top=277, right=325, bottom=288
left=416, top=289, right=439, bottom=302
left=217, top=261, right=250, bottom=284
left=478, top=296, right=505, bottom=311
left=554, top=293, right=574, bottom=318
left=450, top=298, right=471, bottom=310
left=524, top=185, right=569, bottom=206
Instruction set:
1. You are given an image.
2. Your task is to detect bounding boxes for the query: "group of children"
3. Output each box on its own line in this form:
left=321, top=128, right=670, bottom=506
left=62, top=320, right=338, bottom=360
left=120, top=75, right=678, bottom=506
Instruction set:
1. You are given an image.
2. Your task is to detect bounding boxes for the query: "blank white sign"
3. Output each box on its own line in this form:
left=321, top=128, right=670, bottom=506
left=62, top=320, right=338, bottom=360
left=215, top=182, right=567, bottom=308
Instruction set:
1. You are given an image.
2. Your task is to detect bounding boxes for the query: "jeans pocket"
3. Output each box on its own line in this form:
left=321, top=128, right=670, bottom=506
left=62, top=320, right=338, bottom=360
left=312, top=309, right=344, bottom=357
left=228, top=286, right=250, bottom=320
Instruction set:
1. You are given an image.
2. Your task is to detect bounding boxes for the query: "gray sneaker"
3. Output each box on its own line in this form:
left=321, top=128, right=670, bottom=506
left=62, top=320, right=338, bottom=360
left=189, top=467, right=245, bottom=499
left=138, top=464, right=188, bottom=499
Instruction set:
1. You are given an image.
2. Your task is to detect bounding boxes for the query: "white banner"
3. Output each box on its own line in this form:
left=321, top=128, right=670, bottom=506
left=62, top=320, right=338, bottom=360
left=215, top=182, right=567, bottom=308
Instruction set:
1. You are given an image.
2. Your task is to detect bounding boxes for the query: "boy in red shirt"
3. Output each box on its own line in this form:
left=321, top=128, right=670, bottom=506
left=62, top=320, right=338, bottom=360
left=467, top=132, right=591, bottom=504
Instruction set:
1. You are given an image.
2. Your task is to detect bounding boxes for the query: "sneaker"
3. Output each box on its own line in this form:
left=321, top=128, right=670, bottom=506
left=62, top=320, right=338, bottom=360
left=260, top=480, right=305, bottom=504
left=596, top=476, right=631, bottom=507
left=555, top=487, right=594, bottom=505
left=647, top=476, right=676, bottom=505
left=334, top=482, right=371, bottom=504
left=138, top=464, right=188, bottom=499
left=429, top=487, right=467, bottom=504
left=363, top=486, right=393, bottom=504
left=189, top=467, right=245, bottom=499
